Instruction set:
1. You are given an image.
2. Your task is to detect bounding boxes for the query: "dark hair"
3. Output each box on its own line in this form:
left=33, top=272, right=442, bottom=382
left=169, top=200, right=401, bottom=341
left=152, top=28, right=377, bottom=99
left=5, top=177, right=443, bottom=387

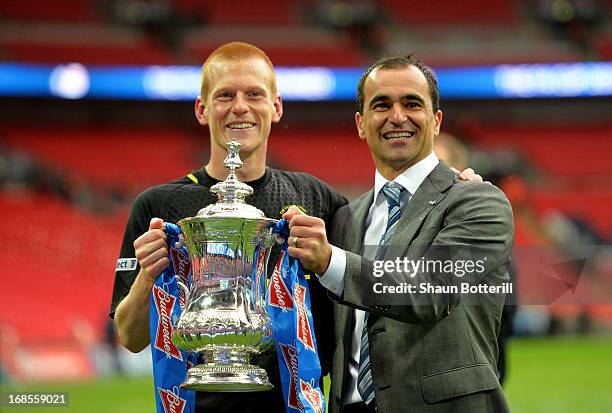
left=356, top=54, right=440, bottom=115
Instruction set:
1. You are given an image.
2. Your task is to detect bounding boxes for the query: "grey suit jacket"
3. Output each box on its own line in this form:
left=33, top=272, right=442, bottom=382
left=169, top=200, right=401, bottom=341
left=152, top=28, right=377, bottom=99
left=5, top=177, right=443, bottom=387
left=328, top=162, right=513, bottom=413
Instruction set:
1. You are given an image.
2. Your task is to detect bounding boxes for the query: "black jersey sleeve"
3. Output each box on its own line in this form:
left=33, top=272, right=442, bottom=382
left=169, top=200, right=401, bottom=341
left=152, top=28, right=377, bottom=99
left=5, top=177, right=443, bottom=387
left=318, top=178, right=348, bottom=229
left=109, top=188, right=160, bottom=318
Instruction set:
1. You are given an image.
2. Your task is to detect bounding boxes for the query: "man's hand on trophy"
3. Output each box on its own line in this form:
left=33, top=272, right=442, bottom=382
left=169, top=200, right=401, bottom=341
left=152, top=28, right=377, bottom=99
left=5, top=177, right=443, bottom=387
left=283, top=207, right=332, bottom=275
left=133, top=217, right=169, bottom=283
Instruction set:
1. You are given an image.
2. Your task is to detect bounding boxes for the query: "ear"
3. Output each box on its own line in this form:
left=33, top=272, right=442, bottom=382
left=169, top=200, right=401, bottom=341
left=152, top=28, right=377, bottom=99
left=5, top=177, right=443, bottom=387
left=194, top=96, right=208, bottom=126
left=271, top=94, right=283, bottom=123
left=433, top=110, right=443, bottom=136
left=355, top=112, right=366, bottom=141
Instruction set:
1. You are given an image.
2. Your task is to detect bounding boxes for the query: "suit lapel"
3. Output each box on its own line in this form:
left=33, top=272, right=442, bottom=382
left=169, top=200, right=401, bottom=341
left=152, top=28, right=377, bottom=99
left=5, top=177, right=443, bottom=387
left=385, top=162, right=455, bottom=251
left=344, top=190, right=373, bottom=254
left=334, top=191, right=372, bottom=400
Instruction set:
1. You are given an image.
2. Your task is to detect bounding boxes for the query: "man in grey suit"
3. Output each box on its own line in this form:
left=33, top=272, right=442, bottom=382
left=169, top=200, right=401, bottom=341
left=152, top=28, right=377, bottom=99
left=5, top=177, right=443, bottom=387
left=284, top=55, right=514, bottom=412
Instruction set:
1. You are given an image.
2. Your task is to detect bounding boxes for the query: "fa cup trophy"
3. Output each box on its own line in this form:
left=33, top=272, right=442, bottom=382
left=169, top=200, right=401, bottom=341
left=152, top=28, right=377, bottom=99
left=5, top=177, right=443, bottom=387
left=171, top=140, right=278, bottom=391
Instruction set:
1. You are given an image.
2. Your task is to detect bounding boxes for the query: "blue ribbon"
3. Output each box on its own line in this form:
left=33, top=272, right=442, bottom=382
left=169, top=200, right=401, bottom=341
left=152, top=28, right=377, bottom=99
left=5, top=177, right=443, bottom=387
left=149, top=222, right=197, bottom=413
left=268, top=219, right=326, bottom=413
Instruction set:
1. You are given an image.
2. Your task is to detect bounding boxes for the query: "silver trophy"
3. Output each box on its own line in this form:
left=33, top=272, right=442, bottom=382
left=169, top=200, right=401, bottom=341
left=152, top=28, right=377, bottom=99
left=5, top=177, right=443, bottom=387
left=171, top=140, right=278, bottom=391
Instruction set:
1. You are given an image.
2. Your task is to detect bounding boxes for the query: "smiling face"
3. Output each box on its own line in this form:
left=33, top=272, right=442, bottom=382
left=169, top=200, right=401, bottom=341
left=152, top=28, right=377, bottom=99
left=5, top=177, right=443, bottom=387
left=195, top=56, right=283, bottom=161
left=355, top=65, right=442, bottom=180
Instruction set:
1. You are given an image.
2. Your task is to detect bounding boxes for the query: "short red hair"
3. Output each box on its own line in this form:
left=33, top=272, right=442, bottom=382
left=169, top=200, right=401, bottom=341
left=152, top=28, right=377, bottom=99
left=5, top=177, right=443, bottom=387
left=200, top=41, right=277, bottom=100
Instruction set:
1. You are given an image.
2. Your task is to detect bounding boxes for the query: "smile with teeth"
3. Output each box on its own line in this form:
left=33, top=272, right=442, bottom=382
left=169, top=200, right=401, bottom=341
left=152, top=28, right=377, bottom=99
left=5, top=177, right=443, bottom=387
left=383, top=131, right=415, bottom=140
left=228, top=122, right=255, bottom=130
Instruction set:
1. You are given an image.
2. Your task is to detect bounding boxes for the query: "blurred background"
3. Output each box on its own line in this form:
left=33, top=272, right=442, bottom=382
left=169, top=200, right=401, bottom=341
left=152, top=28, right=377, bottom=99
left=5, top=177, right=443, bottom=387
left=1, top=0, right=611, bottom=412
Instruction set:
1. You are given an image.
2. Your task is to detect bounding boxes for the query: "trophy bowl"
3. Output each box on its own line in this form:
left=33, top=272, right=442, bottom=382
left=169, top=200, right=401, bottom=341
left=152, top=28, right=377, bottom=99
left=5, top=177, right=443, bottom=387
left=170, top=140, right=279, bottom=392
left=172, top=216, right=277, bottom=391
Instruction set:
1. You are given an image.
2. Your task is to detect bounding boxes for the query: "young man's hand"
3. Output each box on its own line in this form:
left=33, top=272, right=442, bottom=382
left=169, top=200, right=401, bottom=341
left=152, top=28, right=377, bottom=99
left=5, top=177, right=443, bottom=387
left=133, top=218, right=169, bottom=284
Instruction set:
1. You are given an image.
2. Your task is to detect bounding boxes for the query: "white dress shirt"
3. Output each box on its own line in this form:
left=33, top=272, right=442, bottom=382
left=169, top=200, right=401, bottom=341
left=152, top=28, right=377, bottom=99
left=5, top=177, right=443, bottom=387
left=319, top=152, right=439, bottom=405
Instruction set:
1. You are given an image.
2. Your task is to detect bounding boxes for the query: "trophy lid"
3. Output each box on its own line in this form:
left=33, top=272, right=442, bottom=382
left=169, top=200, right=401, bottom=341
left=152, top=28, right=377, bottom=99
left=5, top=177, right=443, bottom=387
left=195, top=140, right=266, bottom=219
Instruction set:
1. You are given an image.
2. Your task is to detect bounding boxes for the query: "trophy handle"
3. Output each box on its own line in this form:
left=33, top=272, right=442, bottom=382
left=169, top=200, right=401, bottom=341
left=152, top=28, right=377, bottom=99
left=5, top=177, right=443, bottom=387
left=269, top=220, right=286, bottom=246
left=162, top=222, right=191, bottom=310
left=176, top=280, right=190, bottom=308
left=174, top=232, right=185, bottom=249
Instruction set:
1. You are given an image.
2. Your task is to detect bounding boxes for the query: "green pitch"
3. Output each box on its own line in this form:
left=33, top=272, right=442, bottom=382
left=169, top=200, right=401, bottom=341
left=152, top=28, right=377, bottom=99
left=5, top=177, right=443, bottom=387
left=2, top=375, right=154, bottom=413
left=3, top=336, right=611, bottom=412
left=504, top=336, right=612, bottom=413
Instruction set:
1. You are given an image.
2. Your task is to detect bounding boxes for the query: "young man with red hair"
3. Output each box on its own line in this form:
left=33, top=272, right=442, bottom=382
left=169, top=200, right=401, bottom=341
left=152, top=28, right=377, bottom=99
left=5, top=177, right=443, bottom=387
left=110, top=42, right=347, bottom=412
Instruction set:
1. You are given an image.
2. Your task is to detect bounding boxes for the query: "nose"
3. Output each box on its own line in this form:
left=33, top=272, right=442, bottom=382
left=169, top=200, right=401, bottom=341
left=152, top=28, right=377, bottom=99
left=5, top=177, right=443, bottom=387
left=388, top=103, right=407, bottom=125
left=232, top=92, right=249, bottom=115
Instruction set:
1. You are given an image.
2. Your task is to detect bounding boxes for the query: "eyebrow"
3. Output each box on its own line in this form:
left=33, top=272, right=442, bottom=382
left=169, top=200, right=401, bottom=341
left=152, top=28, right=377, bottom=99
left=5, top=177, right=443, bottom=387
left=402, top=93, right=426, bottom=105
left=368, top=93, right=426, bottom=108
left=248, top=86, right=268, bottom=94
left=213, top=85, right=268, bottom=95
left=368, top=94, right=390, bottom=108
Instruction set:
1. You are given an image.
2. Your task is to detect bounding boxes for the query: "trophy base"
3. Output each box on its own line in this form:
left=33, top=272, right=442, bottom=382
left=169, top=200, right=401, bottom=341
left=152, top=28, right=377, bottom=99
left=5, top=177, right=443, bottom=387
left=180, top=363, right=274, bottom=392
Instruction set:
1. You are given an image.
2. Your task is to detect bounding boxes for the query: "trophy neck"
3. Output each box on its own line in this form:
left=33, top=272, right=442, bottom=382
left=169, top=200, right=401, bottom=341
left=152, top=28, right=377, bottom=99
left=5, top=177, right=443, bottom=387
left=210, top=170, right=253, bottom=204
left=197, top=140, right=265, bottom=219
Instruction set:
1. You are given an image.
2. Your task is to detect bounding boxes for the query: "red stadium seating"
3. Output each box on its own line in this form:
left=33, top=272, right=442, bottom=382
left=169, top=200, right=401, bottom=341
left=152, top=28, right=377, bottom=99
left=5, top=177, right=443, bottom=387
left=471, top=124, right=612, bottom=237
left=0, top=0, right=101, bottom=22
left=1, top=125, right=198, bottom=190
left=596, top=34, right=612, bottom=60
left=1, top=39, right=176, bottom=65
left=174, top=0, right=299, bottom=25
left=380, top=0, right=517, bottom=25
left=186, top=42, right=365, bottom=67
left=0, top=193, right=126, bottom=342
left=472, top=124, right=612, bottom=178
left=268, top=127, right=374, bottom=185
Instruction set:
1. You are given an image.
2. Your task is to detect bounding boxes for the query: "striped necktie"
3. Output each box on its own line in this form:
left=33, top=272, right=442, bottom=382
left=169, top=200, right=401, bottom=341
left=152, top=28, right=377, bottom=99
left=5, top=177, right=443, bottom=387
left=357, top=182, right=406, bottom=404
